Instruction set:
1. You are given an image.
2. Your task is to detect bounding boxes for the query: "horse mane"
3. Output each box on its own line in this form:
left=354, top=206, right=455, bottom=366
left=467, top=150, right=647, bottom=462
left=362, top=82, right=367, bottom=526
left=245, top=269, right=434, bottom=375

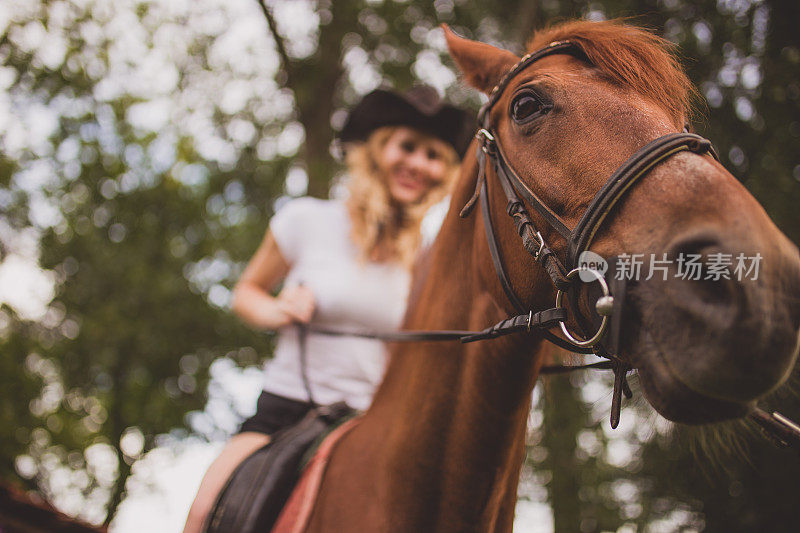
left=527, top=19, right=699, bottom=126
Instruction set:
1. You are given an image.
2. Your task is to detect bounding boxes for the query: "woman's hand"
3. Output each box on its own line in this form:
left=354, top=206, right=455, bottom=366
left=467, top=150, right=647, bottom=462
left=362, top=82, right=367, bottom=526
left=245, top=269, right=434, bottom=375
left=273, top=285, right=316, bottom=327
left=232, top=282, right=316, bottom=331
left=231, top=230, right=317, bottom=331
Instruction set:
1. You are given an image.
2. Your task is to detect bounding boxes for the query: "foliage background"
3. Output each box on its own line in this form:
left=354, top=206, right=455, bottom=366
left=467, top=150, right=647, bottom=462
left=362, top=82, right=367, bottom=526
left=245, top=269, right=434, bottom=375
left=0, top=0, right=798, bottom=530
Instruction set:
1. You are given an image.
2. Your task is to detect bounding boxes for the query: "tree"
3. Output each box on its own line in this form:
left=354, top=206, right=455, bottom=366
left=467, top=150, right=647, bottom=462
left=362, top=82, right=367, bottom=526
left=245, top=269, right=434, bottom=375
left=1, top=0, right=280, bottom=523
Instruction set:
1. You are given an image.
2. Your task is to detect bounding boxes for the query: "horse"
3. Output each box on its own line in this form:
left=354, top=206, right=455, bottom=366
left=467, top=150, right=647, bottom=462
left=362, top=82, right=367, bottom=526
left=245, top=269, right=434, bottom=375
left=293, top=20, right=800, bottom=532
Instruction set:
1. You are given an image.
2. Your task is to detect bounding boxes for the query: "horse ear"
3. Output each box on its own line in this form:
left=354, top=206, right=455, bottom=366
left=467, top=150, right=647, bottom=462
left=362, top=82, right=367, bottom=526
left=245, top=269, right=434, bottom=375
left=442, top=24, right=520, bottom=94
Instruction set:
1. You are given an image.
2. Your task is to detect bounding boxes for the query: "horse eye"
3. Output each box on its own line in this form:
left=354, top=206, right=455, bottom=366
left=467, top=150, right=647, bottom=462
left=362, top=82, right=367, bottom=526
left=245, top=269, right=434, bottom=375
left=510, top=94, right=546, bottom=124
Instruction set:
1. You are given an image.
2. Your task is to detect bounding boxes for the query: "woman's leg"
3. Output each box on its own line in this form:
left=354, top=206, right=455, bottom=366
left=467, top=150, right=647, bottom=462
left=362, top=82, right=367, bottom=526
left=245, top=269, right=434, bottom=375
left=183, top=431, right=271, bottom=533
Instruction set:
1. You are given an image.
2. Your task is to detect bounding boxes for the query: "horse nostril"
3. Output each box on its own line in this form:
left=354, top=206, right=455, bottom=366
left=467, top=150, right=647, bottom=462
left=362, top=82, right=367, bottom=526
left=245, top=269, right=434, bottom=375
left=638, top=233, right=800, bottom=404
left=668, top=233, right=720, bottom=257
left=661, top=233, right=744, bottom=325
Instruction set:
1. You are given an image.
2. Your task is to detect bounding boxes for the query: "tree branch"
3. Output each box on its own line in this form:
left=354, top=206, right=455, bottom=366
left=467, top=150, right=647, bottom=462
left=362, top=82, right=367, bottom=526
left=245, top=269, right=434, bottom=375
left=102, top=357, right=131, bottom=527
left=256, top=0, right=295, bottom=85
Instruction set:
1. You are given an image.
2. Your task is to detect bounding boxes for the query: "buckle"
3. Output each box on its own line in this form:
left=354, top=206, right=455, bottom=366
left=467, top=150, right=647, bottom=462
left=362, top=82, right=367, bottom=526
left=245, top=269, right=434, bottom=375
left=475, top=128, right=496, bottom=154
left=531, top=230, right=545, bottom=260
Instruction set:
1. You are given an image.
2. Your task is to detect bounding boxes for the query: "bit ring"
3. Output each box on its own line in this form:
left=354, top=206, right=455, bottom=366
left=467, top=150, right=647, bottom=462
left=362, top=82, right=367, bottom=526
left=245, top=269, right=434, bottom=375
left=554, top=267, right=612, bottom=348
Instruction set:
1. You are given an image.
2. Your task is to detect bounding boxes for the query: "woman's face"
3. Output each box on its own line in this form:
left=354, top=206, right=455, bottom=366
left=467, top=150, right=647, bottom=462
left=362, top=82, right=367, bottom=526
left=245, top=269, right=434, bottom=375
left=378, top=127, right=451, bottom=205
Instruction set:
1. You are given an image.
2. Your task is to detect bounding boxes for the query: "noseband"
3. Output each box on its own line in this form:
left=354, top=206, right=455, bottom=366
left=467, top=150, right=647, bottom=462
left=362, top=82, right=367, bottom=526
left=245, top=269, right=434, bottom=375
left=459, top=40, right=719, bottom=427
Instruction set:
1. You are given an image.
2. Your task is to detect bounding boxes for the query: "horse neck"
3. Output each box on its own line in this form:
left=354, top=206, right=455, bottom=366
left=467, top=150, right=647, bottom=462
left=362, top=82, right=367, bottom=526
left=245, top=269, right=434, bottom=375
left=366, top=201, right=545, bottom=529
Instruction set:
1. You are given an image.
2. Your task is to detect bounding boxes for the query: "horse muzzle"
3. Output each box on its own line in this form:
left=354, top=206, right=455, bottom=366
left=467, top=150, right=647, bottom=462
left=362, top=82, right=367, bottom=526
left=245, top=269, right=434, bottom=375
left=619, top=232, right=800, bottom=422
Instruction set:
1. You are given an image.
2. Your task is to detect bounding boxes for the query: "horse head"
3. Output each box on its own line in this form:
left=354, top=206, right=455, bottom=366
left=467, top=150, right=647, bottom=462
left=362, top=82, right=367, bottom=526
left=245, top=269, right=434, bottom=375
left=444, top=20, right=800, bottom=425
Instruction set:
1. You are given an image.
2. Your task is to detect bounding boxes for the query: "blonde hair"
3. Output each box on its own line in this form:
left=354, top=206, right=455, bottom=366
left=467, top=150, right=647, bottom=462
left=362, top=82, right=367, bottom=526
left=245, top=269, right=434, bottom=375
left=345, top=126, right=460, bottom=269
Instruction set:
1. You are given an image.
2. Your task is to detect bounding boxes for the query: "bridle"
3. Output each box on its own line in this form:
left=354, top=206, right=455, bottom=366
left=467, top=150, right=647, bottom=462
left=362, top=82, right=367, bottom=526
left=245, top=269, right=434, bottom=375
left=458, top=40, right=719, bottom=428
left=302, top=40, right=800, bottom=450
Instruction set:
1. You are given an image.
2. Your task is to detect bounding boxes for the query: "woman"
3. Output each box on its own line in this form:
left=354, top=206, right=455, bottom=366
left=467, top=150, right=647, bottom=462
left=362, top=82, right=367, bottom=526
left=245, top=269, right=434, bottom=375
left=184, top=85, right=474, bottom=532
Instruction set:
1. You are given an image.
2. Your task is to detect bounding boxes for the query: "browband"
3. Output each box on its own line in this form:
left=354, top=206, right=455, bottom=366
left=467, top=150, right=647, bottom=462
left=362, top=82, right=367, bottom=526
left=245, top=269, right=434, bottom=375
left=478, top=41, right=586, bottom=124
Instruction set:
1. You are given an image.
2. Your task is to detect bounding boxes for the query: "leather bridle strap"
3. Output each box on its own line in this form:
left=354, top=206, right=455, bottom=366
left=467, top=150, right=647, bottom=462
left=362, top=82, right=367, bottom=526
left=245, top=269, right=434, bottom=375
left=567, top=132, right=719, bottom=268
left=473, top=145, right=591, bottom=353
left=304, top=307, right=567, bottom=344
left=466, top=132, right=573, bottom=297
left=477, top=149, right=525, bottom=314
left=493, top=140, right=572, bottom=241
left=478, top=41, right=587, bottom=124
left=752, top=407, right=800, bottom=450
left=492, top=141, right=572, bottom=290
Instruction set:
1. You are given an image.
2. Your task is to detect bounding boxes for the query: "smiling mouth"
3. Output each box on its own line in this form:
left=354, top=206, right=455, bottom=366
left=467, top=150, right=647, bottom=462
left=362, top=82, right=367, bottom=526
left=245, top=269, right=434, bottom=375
left=393, top=171, right=426, bottom=190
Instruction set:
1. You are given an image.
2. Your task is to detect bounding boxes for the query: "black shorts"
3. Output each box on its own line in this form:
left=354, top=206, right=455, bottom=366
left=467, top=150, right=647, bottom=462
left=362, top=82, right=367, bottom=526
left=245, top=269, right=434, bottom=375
left=237, top=391, right=313, bottom=436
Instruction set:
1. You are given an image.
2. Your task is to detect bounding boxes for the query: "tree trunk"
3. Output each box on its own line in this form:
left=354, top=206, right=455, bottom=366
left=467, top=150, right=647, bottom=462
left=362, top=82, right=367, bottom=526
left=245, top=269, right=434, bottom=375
left=259, top=0, right=347, bottom=198
left=541, top=368, right=585, bottom=533
left=102, top=360, right=131, bottom=527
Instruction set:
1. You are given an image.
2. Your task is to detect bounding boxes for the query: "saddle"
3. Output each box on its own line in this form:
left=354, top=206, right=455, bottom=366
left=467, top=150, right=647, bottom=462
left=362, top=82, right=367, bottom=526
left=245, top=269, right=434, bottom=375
left=204, top=402, right=355, bottom=533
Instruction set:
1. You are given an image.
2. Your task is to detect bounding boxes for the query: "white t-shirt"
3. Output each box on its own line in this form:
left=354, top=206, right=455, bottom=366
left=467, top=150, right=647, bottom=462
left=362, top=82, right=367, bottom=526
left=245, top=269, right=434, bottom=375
left=262, top=197, right=411, bottom=410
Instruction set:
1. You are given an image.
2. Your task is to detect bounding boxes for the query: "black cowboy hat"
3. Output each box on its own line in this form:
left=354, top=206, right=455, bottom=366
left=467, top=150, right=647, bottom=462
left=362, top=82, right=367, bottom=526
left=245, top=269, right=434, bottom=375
left=339, top=85, right=476, bottom=157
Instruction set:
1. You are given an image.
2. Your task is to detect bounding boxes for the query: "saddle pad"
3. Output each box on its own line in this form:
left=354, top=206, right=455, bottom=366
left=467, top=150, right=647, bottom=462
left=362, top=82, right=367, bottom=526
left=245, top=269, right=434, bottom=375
left=205, top=403, right=354, bottom=533
left=271, top=417, right=361, bottom=533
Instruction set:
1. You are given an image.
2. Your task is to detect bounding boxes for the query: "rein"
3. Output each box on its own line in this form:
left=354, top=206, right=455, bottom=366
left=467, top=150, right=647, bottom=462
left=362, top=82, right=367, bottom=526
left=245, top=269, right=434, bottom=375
left=298, top=39, right=800, bottom=452
left=302, top=323, right=800, bottom=451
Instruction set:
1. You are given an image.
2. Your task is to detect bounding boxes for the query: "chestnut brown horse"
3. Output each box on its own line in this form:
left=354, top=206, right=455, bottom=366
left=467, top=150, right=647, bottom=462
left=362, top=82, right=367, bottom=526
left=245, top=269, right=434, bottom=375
left=303, top=20, right=800, bottom=532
